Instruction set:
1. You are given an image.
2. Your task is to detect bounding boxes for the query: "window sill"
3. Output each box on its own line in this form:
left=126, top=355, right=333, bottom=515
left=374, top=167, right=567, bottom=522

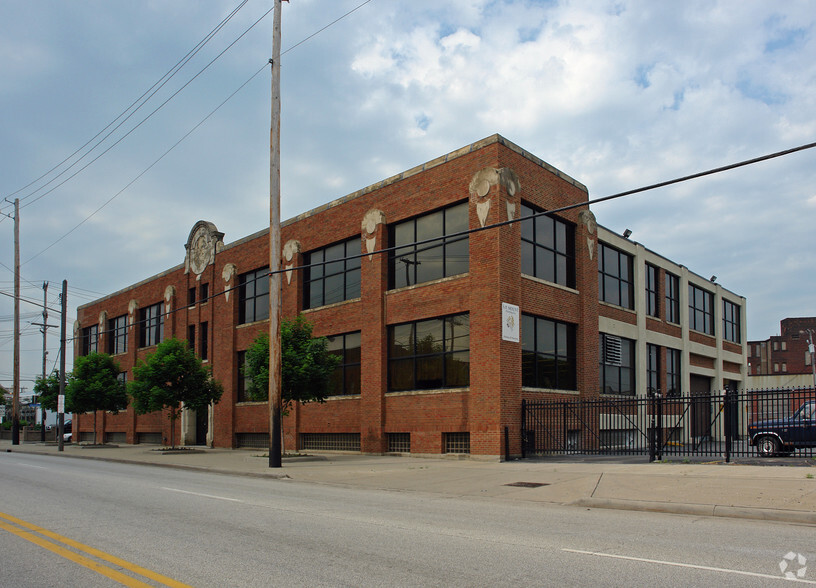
left=302, top=297, right=361, bottom=314
left=386, top=387, right=469, bottom=397
left=521, top=274, right=578, bottom=294
left=522, top=387, right=579, bottom=395
left=386, top=273, right=468, bottom=295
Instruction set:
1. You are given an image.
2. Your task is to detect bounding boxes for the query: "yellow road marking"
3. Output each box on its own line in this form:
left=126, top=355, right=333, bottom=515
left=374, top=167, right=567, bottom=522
left=0, top=511, right=192, bottom=588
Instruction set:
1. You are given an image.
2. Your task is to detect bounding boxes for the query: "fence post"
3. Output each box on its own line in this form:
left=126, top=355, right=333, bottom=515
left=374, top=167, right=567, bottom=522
left=656, top=391, right=663, bottom=461
left=648, top=390, right=656, bottom=462
left=724, top=388, right=734, bottom=463
left=521, top=399, right=526, bottom=459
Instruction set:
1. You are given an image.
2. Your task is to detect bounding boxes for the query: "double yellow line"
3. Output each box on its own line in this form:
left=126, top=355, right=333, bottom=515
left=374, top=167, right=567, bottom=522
left=0, top=511, right=191, bottom=587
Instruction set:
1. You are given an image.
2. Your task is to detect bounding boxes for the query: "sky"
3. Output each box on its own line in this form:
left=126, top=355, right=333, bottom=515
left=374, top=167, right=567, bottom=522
left=1, top=0, right=815, bottom=396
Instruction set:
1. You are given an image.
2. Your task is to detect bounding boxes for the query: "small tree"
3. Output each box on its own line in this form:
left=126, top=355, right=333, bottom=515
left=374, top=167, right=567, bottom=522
left=67, top=352, right=128, bottom=444
left=33, top=372, right=62, bottom=413
left=243, top=315, right=340, bottom=408
left=129, top=338, right=223, bottom=448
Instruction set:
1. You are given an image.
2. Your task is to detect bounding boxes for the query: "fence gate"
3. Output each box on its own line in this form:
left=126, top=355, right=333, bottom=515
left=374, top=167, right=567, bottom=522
left=521, top=388, right=816, bottom=461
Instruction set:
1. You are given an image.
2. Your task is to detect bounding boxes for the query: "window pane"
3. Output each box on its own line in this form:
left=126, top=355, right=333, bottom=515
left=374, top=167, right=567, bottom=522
left=445, top=203, right=468, bottom=233
left=415, top=319, right=444, bottom=354
left=416, top=356, right=444, bottom=388
left=521, top=241, right=534, bottom=276
left=345, top=332, right=361, bottom=363
left=521, top=314, right=535, bottom=351
left=344, top=365, right=361, bottom=395
left=417, top=244, right=444, bottom=283
left=445, top=237, right=469, bottom=276
left=537, top=319, right=555, bottom=355
left=446, top=351, right=470, bottom=387
left=389, top=358, right=414, bottom=391
left=390, top=324, right=413, bottom=357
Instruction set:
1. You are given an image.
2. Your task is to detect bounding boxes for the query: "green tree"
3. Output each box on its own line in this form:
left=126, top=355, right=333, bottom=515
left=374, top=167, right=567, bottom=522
left=67, top=352, right=128, bottom=444
left=33, top=372, right=62, bottom=413
left=129, top=338, right=223, bottom=448
left=243, top=315, right=340, bottom=409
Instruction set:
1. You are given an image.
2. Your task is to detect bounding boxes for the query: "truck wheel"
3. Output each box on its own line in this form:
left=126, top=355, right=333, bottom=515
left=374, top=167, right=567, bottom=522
left=756, top=435, right=779, bottom=457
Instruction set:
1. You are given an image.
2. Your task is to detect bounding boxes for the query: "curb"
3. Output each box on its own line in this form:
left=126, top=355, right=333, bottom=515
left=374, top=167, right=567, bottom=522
left=572, top=497, right=816, bottom=525
left=4, top=447, right=290, bottom=480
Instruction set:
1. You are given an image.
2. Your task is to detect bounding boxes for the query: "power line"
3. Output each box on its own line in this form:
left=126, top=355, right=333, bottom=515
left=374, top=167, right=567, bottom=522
left=5, top=0, right=252, bottom=205
left=13, top=3, right=274, bottom=214
left=22, top=0, right=379, bottom=264
left=68, top=139, right=816, bottom=334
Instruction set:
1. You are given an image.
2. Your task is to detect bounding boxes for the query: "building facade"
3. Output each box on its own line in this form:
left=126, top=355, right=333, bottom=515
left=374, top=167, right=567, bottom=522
left=747, top=317, right=816, bottom=388
left=73, top=135, right=747, bottom=458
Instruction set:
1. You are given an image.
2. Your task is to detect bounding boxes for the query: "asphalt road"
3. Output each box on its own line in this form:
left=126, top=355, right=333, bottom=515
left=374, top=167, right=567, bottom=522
left=1, top=451, right=813, bottom=587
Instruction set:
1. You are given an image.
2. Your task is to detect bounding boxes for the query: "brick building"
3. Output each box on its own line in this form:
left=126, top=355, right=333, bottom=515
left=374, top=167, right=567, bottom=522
left=73, top=135, right=747, bottom=458
left=747, top=317, right=816, bottom=387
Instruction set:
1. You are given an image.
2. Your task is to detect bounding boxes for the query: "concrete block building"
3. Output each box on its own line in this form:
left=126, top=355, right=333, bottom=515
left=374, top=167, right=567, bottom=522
left=73, top=135, right=747, bottom=458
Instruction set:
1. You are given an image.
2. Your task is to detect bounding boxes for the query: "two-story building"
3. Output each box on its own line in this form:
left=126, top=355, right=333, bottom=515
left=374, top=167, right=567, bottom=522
left=73, top=134, right=747, bottom=459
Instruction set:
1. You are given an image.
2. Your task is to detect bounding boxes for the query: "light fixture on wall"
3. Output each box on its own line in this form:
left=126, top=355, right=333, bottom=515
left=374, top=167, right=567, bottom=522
left=710, top=275, right=717, bottom=282
left=622, top=229, right=632, bottom=239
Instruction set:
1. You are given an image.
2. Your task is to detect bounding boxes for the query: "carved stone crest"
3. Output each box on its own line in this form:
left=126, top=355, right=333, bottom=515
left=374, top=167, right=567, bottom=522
left=185, top=221, right=224, bottom=276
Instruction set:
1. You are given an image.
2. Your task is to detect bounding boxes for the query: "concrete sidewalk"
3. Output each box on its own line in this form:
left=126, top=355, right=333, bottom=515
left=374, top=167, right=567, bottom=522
left=3, top=439, right=815, bottom=525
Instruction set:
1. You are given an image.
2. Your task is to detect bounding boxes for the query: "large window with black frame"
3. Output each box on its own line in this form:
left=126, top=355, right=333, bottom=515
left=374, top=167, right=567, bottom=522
left=388, top=314, right=469, bottom=391
left=647, top=343, right=660, bottom=393
left=598, top=242, right=634, bottom=309
left=664, top=271, right=680, bottom=324
left=688, top=283, right=714, bottom=335
left=325, top=331, right=361, bottom=396
left=599, top=333, right=635, bottom=395
left=238, top=267, right=269, bottom=325
left=666, top=348, right=681, bottom=396
left=389, top=202, right=468, bottom=289
left=645, top=263, right=659, bottom=318
left=138, top=302, right=163, bottom=348
left=304, top=237, right=361, bottom=309
left=107, top=315, right=127, bottom=355
left=521, top=314, right=576, bottom=390
left=722, top=299, right=741, bottom=343
left=81, top=324, right=98, bottom=356
left=520, top=203, right=576, bottom=288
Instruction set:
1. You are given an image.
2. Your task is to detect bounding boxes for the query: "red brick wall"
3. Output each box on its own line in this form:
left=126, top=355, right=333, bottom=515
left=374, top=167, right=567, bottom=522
left=74, top=136, right=596, bottom=458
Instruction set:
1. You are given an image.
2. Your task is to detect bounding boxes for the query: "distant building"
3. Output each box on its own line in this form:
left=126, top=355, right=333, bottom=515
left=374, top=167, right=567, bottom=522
left=748, top=317, right=816, bottom=388
left=74, top=134, right=747, bottom=458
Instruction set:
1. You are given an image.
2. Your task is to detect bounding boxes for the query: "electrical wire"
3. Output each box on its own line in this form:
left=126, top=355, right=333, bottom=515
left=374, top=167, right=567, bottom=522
left=15, top=4, right=275, bottom=213
left=5, top=0, right=251, bottom=205
left=22, top=0, right=378, bottom=265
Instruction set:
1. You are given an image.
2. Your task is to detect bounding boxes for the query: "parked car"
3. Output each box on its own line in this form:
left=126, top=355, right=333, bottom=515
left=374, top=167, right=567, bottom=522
left=748, top=401, right=816, bottom=457
left=62, top=420, right=72, bottom=443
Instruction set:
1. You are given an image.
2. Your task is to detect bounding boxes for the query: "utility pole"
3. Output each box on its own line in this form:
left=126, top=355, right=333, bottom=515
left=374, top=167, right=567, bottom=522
left=32, top=282, right=53, bottom=442
left=58, top=280, right=67, bottom=452
left=12, top=198, right=20, bottom=445
left=41, top=282, right=48, bottom=440
left=268, top=0, right=283, bottom=468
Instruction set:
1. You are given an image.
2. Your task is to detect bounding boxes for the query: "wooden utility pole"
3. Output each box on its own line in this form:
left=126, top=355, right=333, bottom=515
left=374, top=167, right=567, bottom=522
left=40, top=282, right=48, bottom=441
left=12, top=198, right=20, bottom=445
left=268, top=0, right=283, bottom=468
left=58, top=280, right=67, bottom=452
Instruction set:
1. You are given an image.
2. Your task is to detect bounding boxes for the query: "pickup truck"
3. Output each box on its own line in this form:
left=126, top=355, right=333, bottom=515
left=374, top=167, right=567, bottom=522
left=748, top=401, right=816, bottom=457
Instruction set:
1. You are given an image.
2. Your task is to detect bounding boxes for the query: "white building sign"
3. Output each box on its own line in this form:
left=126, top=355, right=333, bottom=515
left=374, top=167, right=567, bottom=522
left=502, top=302, right=520, bottom=343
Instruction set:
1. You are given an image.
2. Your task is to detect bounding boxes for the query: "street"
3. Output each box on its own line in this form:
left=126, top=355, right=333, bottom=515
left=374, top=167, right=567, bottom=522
left=0, top=451, right=813, bottom=587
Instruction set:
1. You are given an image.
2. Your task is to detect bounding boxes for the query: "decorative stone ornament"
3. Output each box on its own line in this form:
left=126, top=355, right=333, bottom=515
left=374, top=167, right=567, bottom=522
left=579, top=210, right=597, bottom=260
left=185, top=221, right=225, bottom=276
left=469, top=168, right=520, bottom=228
left=222, top=263, right=237, bottom=302
left=282, top=240, right=301, bottom=285
left=362, top=209, right=386, bottom=261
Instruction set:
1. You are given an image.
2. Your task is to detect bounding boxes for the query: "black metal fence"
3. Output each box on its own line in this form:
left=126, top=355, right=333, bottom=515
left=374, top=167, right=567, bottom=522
left=521, top=388, right=816, bottom=461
